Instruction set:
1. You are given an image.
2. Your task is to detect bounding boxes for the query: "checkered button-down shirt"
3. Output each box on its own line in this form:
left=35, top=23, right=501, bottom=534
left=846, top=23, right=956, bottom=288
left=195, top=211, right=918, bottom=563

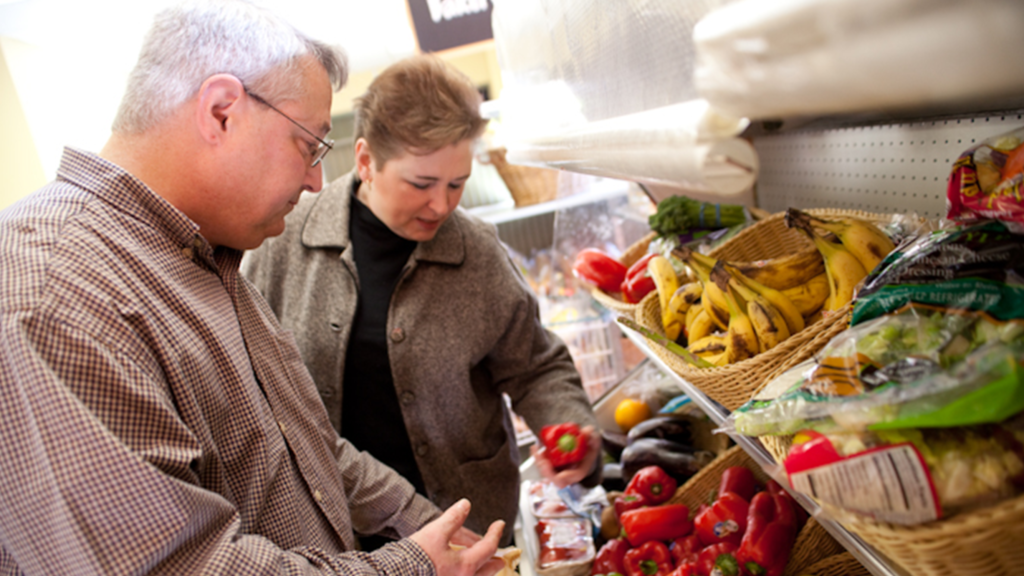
left=0, top=148, right=440, bottom=575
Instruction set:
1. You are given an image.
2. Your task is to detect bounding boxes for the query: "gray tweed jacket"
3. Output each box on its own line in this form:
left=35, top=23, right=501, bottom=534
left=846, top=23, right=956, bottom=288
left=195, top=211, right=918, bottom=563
left=241, top=170, right=598, bottom=542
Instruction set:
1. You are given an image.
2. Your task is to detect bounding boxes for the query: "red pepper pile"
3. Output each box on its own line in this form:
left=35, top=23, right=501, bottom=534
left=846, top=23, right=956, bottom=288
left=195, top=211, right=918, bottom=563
left=592, top=465, right=807, bottom=576
left=572, top=248, right=658, bottom=303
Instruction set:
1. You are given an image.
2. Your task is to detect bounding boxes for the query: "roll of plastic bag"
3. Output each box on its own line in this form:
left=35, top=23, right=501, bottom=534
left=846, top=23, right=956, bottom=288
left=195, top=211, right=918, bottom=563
left=694, top=0, right=1024, bottom=119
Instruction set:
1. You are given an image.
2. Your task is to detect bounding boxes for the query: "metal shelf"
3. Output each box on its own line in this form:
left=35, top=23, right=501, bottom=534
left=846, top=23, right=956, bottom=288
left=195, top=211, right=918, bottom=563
left=618, top=326, right=912, bottom=576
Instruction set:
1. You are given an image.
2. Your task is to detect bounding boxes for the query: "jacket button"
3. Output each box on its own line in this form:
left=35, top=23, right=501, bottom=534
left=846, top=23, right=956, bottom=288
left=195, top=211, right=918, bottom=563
left=400, top=391, right=415, bottom=405
left=416, top=444, right=429, bottom=457
left=389, top=327, right=406, bottom=342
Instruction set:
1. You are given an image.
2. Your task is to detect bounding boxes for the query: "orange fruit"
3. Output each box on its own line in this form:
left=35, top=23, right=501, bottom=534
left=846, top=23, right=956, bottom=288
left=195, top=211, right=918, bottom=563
left=614, top=398, right=651, bottom=433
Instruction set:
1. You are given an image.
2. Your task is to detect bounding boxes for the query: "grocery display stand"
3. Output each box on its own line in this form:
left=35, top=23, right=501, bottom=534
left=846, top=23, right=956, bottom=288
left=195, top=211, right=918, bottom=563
left=619, top=330, right=910, bottom=576
left=487, top=2, right=1024, bottom=575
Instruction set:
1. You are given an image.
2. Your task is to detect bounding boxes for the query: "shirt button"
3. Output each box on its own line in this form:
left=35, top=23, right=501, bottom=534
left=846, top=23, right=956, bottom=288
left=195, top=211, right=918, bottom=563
left=400, top=391, right=415, bottom=405
left=278, top=422, right=286, bottom=435
left=416, top=444, right=428, bottom=457
left=193, top=236, right=203, bottom=248
left=181, top=247, right=193, bottom=259
left=313, top=489, right=323, bottom=502
left=390, top=327, right=406, bottom=343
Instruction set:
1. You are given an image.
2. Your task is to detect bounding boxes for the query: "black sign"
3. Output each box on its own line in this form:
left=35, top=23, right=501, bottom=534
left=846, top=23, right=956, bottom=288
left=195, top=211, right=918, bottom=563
left=406, top=0, right=494, bottom=53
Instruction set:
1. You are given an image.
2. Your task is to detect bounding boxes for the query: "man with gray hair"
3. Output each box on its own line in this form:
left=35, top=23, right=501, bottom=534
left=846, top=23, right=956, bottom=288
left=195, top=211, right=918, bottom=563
left=0, top=1, right=504, bottom=574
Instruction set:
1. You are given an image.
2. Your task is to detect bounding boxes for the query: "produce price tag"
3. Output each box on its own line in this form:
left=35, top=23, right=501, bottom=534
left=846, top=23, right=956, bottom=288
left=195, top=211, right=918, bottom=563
left=789, top=443, right=941, bottom=525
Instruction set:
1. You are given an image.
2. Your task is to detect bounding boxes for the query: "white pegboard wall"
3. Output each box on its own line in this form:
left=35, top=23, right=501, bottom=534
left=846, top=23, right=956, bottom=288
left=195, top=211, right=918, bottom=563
left=755, top=110, right=1024, bottom=219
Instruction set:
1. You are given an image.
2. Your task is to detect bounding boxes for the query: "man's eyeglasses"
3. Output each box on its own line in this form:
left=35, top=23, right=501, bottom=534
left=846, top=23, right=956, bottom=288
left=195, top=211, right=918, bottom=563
left=246, top=90, right=333, bottom=168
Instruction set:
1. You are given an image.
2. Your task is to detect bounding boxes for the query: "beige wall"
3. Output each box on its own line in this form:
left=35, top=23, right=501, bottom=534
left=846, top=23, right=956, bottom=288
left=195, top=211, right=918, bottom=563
left=0, top=38, right=47, bottom=209
left=331, top=41, right=503, bottom=115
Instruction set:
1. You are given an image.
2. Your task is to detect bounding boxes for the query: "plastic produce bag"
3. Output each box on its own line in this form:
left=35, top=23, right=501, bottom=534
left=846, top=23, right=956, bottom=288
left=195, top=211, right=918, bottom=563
left=948, top=125, right=1024, bottom=233
left=724, top=303, right=1024, bottom=437
left=782, top=423, right=1024, bottom=524
left=852, top=220, right=1024, bottom=326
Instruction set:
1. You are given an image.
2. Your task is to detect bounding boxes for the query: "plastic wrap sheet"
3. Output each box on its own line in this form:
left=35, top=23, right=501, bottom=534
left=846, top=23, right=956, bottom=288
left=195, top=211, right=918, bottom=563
left=694, top=0, right=1024, bottom=120
left=490, top=0, right=755, bottom=196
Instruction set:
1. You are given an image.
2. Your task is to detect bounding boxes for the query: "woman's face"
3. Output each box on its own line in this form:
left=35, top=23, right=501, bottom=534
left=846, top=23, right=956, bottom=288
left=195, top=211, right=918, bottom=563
left=355, top=138, right=473, bottom=242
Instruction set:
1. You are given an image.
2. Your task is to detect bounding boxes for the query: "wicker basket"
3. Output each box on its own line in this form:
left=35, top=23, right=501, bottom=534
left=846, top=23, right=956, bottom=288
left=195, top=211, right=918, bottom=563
left=487, top=148, right=559, bottom=207
left=830, top=493, right=1024, bottom=576
left=796, top=552, right=870, bottom=576
left=633, top=208, right=895, bottom=411
left=589, top=232, right=657, bottom=316
left=635, top=291, right=851, bottom=411
left=666, top=446, right=845, bottom=576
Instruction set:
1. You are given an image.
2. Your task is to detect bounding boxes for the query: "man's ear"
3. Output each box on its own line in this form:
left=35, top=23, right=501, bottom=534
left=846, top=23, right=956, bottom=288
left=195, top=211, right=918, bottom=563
left=195, top=74, right=246, bottom=145
left=354, top=138, right=375, bottom=182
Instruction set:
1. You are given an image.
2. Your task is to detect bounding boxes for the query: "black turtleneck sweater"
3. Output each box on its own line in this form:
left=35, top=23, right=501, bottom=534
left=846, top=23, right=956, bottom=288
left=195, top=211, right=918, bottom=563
left=341, top=189, right=425, bottom=496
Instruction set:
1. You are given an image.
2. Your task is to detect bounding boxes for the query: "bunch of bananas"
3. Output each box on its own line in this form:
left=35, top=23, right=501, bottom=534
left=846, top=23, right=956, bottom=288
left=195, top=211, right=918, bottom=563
left=784, top=209, right=896, bottom=313
left=643, top=246, right=828, bottom=368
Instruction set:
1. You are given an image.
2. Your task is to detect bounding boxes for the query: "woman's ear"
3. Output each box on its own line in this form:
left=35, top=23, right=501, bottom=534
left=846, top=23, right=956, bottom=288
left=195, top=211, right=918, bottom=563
left=195, top=74, right=246, bottom=145
left=354, top=138, right=374, bottom=183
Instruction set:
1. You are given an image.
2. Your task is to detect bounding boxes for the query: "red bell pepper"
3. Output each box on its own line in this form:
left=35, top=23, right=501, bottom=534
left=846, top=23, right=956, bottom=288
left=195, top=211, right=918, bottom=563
left=669, top=534, right=702, bottom=566
left=620, top=504, right=693, bottom=547
left=765, top=480, right=808, bottom=533
left=592, top=538, right=631, bottom=576
left=736, top=490, right=798, bottom=576
left=614, top=492, right=647, bottom=519
left=621, top=253, right=658, bottom=303
left=696, top=542, right=741, bottom=576
left=667, top=563, right=698, bottom=576
left=539, top=422, right=588, bottom=469
left=623, top=541, right=674, bottom=576
left=694, top=492, right=749, bottom=547
left=573, top=248, right=627, bottom=293
left=625, top=465, right=678, bottom=505
left=718, top=466, right=757, bottom=503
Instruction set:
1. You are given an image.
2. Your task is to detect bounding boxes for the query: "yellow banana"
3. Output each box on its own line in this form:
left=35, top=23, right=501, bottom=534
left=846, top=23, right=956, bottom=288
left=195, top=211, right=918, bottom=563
left=704, top=351, right=730, bottom=367
left=724, top=262, right=805, bottom=335
left=789, top=209, right=896, bottom=273
left=710, top=266, right=758, bottom=364
left=648, top=255, right=682, bottom=340
left=811, top=234, right=867, bottom=311
left=688, top=334, right=727, bottom=358
left=667, top=282, right=703, bottom=320
left=720, top=264, right=791, bottom=353
left=730, top=246, right=826, bottom=291
left=674, top=248, right=729, bottom=330
left=686, top=308, right=716, bottom=343
left=684, top=300, right=704, bottom=339
left=780, top=273, right=830, bottom=317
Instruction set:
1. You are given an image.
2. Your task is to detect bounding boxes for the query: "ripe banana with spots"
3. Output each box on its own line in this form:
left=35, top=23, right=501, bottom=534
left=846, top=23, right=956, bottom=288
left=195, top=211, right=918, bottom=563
left=810, top=232, right=867, bottom=311
left=710, top=266, right=758, bottom=364
left=688, top=334, right=727, bottom=358
left=648, top=255, right=682, bottom=340
left=717, top=262, right=791, bottom=353
left=674, top=247, right=729, bottom=330
left=686, top=308, right=716, bottom=343
left=780, top=273, right=830, bottom=317
left=728, top=246, right=826, bottom=292
left=667, top=282, right=703, bottom=321
left=786, top=208, right=896, bottom=273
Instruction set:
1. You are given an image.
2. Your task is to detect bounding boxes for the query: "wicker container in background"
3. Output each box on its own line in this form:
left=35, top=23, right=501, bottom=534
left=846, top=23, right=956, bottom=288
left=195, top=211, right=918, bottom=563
left=667, top=446, right=845, bottom=576
left=486, top=148, right=559, bottom=207
left=797, top=552, right=870, bottom=576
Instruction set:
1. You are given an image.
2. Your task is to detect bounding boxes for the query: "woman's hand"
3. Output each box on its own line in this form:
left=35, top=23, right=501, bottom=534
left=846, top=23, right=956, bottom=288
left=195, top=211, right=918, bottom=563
left=409, top=499, right=506, bottom=576
left=532, top=425, right=602, bottom=488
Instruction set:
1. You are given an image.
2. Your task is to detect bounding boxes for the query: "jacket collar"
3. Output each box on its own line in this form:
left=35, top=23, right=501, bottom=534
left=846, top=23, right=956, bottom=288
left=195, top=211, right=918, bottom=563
left=300, top=169, right=466, bottom=266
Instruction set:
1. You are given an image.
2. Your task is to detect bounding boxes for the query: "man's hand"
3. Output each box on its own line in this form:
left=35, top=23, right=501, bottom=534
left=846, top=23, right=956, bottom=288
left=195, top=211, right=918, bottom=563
left=409, top=499, right=505, bottom=576
left=531, top=425, right=602, bottom=488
